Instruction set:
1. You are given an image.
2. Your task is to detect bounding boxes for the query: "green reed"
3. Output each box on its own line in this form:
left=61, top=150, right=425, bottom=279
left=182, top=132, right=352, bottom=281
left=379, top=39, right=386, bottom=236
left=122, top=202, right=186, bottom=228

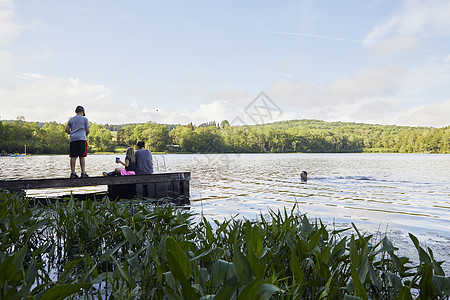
left=0, top=190, right=449, bottom=299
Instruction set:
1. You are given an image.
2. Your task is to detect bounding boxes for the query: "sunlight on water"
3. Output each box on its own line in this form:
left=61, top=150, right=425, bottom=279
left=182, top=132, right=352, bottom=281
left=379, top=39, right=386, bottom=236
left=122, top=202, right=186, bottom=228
left=0, top=153, right=449, bottom=272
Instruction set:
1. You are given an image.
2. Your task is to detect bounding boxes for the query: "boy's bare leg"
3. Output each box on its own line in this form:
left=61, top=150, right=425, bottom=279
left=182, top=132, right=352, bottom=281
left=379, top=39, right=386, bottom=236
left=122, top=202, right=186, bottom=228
left=70, top=157, right=77, bottom=174
left=80, top=157, right=86, bottom=174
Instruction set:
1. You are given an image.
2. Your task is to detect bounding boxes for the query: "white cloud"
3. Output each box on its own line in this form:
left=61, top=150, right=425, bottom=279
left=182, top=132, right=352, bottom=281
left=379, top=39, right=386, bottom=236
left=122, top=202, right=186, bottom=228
left=163, top=101, right=238, bottom=125
left=268, top=66, right=401, bottom=110
left=392, top=98, right=450, bottom=127
left=0, top=73, right=249, bottom=126
left=0, top=74, right=112, bottom=122
left=372, top=36, right=419, bottom=56
left=0, top=50, right=11, bottom=71
left=364, top=15, right=401, bottom=47
left=328, top=66, right=401, bottom=100
left=264, top=65, right=450, bottom=127
left=364, top=0, right=450, bottom=47
left=399, top=60, right=450, bottom=96
left=349, top=98, right=400, bottom=123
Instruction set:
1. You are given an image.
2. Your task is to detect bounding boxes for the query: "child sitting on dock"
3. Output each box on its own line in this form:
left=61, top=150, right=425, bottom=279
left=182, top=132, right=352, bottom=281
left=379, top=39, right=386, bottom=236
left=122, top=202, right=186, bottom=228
left=103, top=147, right=136, bottom=177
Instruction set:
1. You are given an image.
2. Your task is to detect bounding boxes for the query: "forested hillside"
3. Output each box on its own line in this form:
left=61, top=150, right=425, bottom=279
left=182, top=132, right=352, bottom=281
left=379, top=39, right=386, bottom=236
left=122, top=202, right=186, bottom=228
left=0, top=119, right=448, bottom=154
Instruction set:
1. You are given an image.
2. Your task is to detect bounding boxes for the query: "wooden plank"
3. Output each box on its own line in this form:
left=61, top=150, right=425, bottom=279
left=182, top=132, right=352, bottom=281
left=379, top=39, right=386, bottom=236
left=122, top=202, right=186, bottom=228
left=0, top=172, right=191, bottom=191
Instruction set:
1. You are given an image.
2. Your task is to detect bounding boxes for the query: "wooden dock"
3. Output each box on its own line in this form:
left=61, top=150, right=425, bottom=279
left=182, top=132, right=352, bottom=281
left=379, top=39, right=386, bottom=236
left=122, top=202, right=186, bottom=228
left=0, top=172, right=190, bottom=201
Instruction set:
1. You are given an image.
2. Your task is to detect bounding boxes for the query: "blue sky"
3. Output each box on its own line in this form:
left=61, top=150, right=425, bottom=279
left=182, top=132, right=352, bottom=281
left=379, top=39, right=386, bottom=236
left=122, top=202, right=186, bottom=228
left=1, top=0, right=449, bottom=127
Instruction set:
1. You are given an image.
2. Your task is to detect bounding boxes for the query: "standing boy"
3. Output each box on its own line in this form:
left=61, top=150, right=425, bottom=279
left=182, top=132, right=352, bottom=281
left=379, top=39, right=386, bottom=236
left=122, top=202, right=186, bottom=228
left=65, top=105, right=90, bottom=178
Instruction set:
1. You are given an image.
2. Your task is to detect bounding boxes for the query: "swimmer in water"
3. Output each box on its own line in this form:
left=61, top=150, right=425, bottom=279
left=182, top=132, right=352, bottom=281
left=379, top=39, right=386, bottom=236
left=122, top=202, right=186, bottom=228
left=300, top=171, right=308, bottom=182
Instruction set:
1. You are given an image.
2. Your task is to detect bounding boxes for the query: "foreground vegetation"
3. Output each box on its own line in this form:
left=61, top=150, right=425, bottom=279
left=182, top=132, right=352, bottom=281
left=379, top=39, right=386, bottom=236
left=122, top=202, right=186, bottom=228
left=1, top=118, right=449, bottom=154
left=1, top=191, right=449, bottom=299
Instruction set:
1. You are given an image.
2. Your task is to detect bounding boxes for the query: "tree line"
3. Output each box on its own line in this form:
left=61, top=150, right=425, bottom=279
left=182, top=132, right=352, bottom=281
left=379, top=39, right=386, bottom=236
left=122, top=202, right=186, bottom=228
left=0, top=118, right=448, bottom=155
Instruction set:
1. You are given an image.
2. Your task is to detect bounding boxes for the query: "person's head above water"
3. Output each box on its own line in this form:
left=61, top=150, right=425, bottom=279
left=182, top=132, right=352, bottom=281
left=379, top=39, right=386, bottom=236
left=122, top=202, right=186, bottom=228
left=300, top=171, right=308, bottom=182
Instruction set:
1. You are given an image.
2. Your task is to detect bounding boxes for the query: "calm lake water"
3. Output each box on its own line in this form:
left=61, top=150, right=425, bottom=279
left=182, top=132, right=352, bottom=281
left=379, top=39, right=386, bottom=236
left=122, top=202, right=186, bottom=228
left=1, top=153, right=449, bottom=272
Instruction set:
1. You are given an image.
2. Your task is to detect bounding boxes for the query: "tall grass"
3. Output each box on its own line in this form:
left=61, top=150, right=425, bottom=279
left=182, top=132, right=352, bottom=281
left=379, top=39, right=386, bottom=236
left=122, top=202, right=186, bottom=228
left=0, top=190, right=449, bottom=299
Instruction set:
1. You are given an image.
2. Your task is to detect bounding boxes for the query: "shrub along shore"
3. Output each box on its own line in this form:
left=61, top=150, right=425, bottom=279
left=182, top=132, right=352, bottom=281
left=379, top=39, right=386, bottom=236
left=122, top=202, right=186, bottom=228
left=0, top=191, right=449, bottom=299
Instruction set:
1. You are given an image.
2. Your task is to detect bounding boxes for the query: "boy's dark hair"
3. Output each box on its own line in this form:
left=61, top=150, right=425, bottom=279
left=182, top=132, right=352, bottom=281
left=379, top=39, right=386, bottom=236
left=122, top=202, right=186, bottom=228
left=136, top=141, right=145, bottom=148
left=75, top=105, right=85, bottom=116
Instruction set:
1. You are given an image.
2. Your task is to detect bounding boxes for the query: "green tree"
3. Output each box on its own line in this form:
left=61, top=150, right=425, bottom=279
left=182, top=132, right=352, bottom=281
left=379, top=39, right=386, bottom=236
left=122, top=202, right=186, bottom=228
left=89, top=123, right=113, bottom=152
left=141, top=122, right=169, bottom=152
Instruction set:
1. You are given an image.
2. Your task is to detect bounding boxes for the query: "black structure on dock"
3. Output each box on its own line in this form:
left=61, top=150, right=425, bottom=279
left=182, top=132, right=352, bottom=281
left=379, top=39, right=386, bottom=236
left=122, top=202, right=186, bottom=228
left=0, top=172, right=190, bottom=201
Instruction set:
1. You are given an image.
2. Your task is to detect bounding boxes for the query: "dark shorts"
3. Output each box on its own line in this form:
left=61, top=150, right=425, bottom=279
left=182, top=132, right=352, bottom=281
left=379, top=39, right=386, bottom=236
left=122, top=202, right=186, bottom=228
left=69, top=140, right=88, bottom=158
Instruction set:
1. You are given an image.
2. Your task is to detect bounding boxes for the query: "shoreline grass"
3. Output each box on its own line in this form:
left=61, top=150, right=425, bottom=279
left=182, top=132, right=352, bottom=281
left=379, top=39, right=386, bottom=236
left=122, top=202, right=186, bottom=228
left=0, top=191, right=449, bottom=299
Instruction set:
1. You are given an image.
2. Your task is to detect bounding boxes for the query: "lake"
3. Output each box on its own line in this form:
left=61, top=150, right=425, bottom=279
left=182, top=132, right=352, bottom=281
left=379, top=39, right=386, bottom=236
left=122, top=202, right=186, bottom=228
left=1, top=153, right=449, bottom=272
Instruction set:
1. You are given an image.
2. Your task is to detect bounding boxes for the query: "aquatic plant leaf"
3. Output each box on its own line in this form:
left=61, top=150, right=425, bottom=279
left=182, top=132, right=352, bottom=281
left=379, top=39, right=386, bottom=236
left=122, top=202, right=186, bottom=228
left=121, top=225, right=137, bottom=244
left=380, top=236, right=397, bottom=253
left=331, top=236, right=346, bottom=262
left=257, top=283, right=281, bottom=300
left=214, top=282, right=236, bottom=300
left=163, top=286, right=183, bottom=300
left=11, top=285, right=32, bottom=300
left=408, top=233, right=431, bottom=264
left=387, top=272, right=403, bottom=291
left=158, top=235, right=168, bottom=260
left=170, top=224, right=188, bottom=235
left=100, top=240, right=126, bottom=261
left=358, top=258, right=369, bottom=284
left=32, top=241, right=51, bottom=258
left=319, top=269, right=335, bottom=299
left=349, top=236, right=360, bottom=267
left=25, top=261, right=36, bottom=285
left=239, top=277, right=262, bottom=299
left=344, top=295, right=363, bottom=300
left=80, top=265, right=98, bottom=282
left=430, top=252, right=445, bottom=276
left=306, top=227, right=322, bottom=252
left=164, top=271, right=177, bottom=291
left=397, top=286, right=413, bottom=300
left=203, top=217, right=214, bottom=242
left=190, top=249, right=212, bottom=263
left=367, top=264, right=382, bottom=291
left=433, top=275, right=450, bottom=296
left=166, top=251, right=198, bottom=299
left=350, top=263, right=368, bottom=300
left=331, top=227, right=351, bottom=235
left=289, top=251, right=304, bottom=285
left=40, top=283, right=92, bottom=300
left=127, top=248, right=146, bottom=271
left=233, top=246, right=253, bottom=285
left=13, top=214, right=32, bottom=227
left=13, top=245, right=27, bottom=268
left=245, top=223, right=263, bottom=258
left=211, top=259, right=236, bottom=288
left=0, top=255, right=21, bottom=283
left=166, top=236, right=191, bottom=280
left=301, top=215, right=313, bottom=237
left=111, top=256, right=137, bottom=288
left=418, top=264, right=437, bottom=299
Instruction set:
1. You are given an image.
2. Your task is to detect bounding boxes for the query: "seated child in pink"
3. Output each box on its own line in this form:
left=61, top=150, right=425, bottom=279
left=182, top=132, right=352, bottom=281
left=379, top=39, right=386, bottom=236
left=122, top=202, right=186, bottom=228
left=103, top=147, right=136, bottom=176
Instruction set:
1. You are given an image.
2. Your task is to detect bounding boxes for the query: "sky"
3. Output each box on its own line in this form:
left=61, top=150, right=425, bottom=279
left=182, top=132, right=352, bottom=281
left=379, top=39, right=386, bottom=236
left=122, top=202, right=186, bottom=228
left=0, top=0, right=449, bottom=127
